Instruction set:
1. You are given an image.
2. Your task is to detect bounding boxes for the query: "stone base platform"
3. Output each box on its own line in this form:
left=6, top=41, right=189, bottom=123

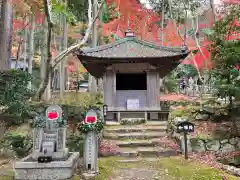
left=13, top=152, right=79, bottom=180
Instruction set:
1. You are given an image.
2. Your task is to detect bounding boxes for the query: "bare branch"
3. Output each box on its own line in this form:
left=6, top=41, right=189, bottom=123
left=191, top=15, right=208, bottom=65
left=52, top=1, right=104, bottom=69
left=209, top=0, right=217, bottom=22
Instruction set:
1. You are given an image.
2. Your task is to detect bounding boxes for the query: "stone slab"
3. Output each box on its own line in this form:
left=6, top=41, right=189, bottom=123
left=105, top=126, right=167, bottom=133
left=32, top=148, right=69, bottom=160
left=105, top=121, right=168, bottom=126
left=104, top=132, right=166, bottom=140
left=117, top=147, right=178, bottom=157
left=116, top=139, right=159, bottom=147
left=13, top=152, right=79, bottom=180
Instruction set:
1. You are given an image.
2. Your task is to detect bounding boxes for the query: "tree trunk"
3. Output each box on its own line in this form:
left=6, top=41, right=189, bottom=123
left=35, top=0, right=53, bottom=100
left=23, top=17, right=28, bottom=71
left=40, top=21, right=46, bottom=94
left=0, top=0, right=12, bottom=70
left=60, top=0, right=68, bottom=97
left=89, top=0, right=98, bottom=94
left=209, top=0, right=217, bottom=22
left=36, top=0, right=104, bottom=99
left=40, top=20, right=51, bottom=101
left=28, top=15, right=35, bottom=89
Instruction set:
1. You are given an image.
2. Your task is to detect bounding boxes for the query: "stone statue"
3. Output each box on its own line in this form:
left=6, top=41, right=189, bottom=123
left=32, top=105, right=68, bottom=162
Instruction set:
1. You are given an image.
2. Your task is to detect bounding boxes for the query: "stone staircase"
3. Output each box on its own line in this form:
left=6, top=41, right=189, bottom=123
left=103, top=121, right=178, bottom=157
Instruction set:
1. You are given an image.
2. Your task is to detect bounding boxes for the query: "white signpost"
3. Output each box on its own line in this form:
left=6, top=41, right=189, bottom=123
left=84, top=109, right=98, bottom=173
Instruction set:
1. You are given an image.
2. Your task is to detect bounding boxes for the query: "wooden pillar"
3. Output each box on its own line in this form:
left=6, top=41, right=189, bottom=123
left=156, top=72, right=160, bottom=109
left=147, top=71, right=160, bottom=110
left=113, top=71, right=116, bottom=109
left=104, top=70, right=114, bottom=109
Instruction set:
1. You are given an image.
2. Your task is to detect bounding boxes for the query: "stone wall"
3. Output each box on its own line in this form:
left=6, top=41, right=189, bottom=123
left=173, top=134, right=240, bottom=154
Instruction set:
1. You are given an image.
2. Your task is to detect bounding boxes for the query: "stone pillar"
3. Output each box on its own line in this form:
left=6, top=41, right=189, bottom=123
left=84, top=131, right=98, bottom=172
left=32, top=128, right=44, bottom=160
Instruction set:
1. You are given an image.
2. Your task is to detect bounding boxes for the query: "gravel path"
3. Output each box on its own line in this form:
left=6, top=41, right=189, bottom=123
left=111, top=166, right=173, bottom=180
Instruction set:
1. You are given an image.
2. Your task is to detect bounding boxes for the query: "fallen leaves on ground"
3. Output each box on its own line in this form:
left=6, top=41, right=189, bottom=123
left=158, top=136, right=181, bottom=152
left=159, top=93, right=198, bottom=101
left=100, top=140, right=120, bottom=155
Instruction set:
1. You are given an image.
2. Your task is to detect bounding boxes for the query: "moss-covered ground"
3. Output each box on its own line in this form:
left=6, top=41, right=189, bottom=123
left=95, top=157, right=239, bottom=180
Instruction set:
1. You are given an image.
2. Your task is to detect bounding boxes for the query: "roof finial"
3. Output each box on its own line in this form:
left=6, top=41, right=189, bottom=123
left=125, top=19, right=135, bottom=38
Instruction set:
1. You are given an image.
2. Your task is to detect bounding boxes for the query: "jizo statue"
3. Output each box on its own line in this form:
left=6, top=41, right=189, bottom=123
left=32, top=105, right=68, bottom=162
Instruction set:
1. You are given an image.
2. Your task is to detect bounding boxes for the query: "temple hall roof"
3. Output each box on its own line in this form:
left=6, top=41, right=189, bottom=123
left=78, top=37, right=188, bottom=58
left=76, top=31, right=189, bottom=78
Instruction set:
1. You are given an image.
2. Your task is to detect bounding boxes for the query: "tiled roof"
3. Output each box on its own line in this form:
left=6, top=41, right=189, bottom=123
left=79, top=37, right=188, bottom=58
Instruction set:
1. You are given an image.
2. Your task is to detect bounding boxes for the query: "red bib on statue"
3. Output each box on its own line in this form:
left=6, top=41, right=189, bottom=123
left=48, top=111, right=59, bottom=120
left=85, top=116, right=97, bottom=124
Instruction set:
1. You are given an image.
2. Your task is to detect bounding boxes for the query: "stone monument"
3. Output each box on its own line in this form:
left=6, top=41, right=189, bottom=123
left=14, top=105, right=80, bottom=180
left=81, top=109, right=100, bottom=179
left=32, top=105, right=68, bottom=162
left=83, top=109, right=99, bottom=172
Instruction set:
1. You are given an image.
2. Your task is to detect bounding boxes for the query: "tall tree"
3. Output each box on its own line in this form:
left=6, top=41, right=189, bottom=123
left=206, top=5, right=240, bottom=134
left=0, top=0, right=12, bottom=70
left=88, top=0, right=98, bottom=94
left=23, top=17, right=28, bottom=71
left=35, top=0, right=104, bottom=99
left=60, top=0, right=68, bottom=98
left=28, top=14, right=36, bottom=88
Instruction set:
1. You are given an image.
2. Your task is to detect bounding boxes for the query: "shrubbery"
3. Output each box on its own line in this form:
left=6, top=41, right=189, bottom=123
left=0, top=70, right=34, bottom=125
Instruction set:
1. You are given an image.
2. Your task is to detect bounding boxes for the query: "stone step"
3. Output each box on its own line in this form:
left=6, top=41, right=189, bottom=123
left=105, top=121, right=168, bottom=127
left=103, top=132, right=167, bottom=140
left=105, top=126, right=166, bottom=133
left=146, top=121, right=168, bottom=126
left=116, top=147, right=178, bottom=157
left=116, top=158, right=160, bottom=163
left=116, top=139, right=159, bottom=147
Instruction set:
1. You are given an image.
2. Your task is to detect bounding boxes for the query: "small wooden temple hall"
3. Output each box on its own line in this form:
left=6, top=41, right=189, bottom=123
left=77, top=29, right=189, bottom=121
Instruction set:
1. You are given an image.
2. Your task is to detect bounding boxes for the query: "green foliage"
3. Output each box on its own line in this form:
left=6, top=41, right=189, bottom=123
left=67, top=134, right=84, bottom=157
left=163, top=73, right=179, bottom=93
left=149, top=0, right=206, bottom=20
left=120, top=118, right=146, bottom=125
left=176, top=64, right=198, bottom=78
left=205, top=6, right=240, bottom=102
left=51, top=92, right=103, bottom=109
left=163, top=64, right=198, bottom=93
left=29, top=104, right=82, bottom=128
left=102, top=1, right=110, bottom=23
left=52, top=0, right=77, bottom=24
left=97, top=157, right=239, bottom=180
left=83, top=72, right=89, bottom=80
left=3, top=133, right=32, bottom=157
left=170, top=105, right=199, bottom=121
left=78, top=120, right=104, bottom=134
left=102, top=2, right=119, bottom=23
left=78, top=110, right=104, bottom=134
left=103, top=36, right=110, bottom=44
left=30, top=112, right=68, bottom=128
left=68, top=0, right=88, bottom=22
left=30, top=93, right=103, bottom=128
left=0, top=70, right=34, bottom=122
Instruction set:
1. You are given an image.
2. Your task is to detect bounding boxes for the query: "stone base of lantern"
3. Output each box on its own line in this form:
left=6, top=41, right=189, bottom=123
left=13, top=152, right=80, bottom=180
